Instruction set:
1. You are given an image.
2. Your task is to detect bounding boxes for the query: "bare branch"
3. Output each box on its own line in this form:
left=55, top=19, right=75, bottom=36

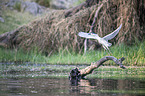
left=89, top=3, right=103, bottom=33
left=80, top=56, right=125, bottom=77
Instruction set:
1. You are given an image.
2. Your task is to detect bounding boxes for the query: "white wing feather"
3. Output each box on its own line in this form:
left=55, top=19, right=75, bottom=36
left=103, top=24, right=122, bottom=41
left=78, top=32, right=97, bottom=39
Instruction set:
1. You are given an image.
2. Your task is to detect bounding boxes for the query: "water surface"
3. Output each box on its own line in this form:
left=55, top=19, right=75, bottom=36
left=0, top=78, right=145, bottom=96
left=0, top=63, right=145, bottom=96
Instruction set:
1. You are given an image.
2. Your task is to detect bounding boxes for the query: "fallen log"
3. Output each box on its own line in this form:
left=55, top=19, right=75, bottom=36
left=69, top=56, right=125, bottom=80
left=0, top=26, right=22, bottom=47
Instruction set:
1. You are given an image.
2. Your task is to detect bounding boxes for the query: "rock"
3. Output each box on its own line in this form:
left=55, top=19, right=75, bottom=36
left=50, top=0, right=79, bottom=9
left=21, top=1, right=46, bottom=15
left=5, top=0, right=22, bottom=10
left=4, top=0, right=80, bottom=14
left=5, top=0, right=46, bottom=15
left=4, top=0, right=81, bottom=15
left=0, top=17, right=4, bottom=23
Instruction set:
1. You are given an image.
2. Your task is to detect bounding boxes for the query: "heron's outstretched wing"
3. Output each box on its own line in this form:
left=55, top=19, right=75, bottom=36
left=103, top=24, right=122, bottom=41
left=78, top=32, right=97, bottom=39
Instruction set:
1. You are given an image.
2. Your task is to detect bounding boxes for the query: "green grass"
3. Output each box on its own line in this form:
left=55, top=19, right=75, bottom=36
left=0, top=48, right=48, bottom=63
left=0, top=40, right=144, bottom=66
left=47, top=41, right=145, bottom=65
left=0, top=8, right=39, bottom=34
left=111, top=41, right=145, bottom=65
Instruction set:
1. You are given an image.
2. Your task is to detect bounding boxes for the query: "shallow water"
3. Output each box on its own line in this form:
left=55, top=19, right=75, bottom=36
left=0, top=78, right=145, bottom=96
left=0, top=63, right=145, bottom=96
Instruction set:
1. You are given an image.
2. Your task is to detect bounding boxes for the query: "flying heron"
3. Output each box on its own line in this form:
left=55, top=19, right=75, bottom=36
left=78, top=24, right=122, bottom=54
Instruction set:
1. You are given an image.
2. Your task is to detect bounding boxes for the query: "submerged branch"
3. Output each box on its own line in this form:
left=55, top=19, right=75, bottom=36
left=69, top=56, right=125, bottom=80
left=80, top=56, right=125, bottom=77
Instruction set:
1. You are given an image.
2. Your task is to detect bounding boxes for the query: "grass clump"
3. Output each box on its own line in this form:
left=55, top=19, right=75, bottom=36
left=0, top=47, right=49, bottom=63
left=48, top=49, right=107, bottom=64
left=0, top=48, right=31, bottom=62
left=111, top=41, right=145, bottom=66
left=48, top=41, right=145, bottom=66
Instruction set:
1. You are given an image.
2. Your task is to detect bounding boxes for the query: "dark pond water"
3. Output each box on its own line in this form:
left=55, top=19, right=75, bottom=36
left=0, top=78, right=145, bottom=96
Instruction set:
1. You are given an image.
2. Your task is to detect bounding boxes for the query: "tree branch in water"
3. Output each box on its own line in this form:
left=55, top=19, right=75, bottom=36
left=69, top=56, right=125, bottom=79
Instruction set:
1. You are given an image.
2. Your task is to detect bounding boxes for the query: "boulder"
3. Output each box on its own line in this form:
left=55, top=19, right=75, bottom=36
left=50, top=0, right=79, bottom=9
left=5, top=0, right=46, bottom=15
left=21, top=1, right=46, bottom=15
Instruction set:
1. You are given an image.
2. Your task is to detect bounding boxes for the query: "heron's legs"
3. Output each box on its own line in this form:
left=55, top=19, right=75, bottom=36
left=106, top=47, right=112, bottom=55
left=84, top=39, right=88, bottom=55
left=103, top=46, right=112, bottom=55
